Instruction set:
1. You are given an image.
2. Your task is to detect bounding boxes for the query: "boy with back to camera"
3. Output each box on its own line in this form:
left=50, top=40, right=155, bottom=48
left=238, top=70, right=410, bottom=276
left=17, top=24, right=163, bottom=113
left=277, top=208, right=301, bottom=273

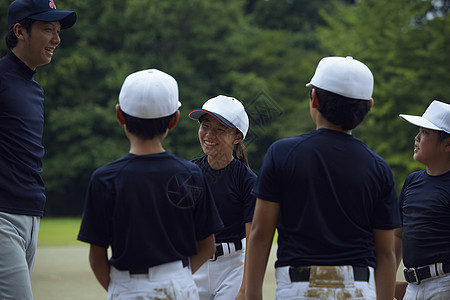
left=77, top=69, right=223, bottom=299
left=245, top=56, right=401, bottom=299
left=394, top=100, right=450, bottom=300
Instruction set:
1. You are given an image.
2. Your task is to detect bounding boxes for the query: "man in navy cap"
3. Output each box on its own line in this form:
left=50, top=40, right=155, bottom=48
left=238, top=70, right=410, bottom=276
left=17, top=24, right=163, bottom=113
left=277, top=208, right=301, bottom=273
left=0, top=0, right=76, bottom=298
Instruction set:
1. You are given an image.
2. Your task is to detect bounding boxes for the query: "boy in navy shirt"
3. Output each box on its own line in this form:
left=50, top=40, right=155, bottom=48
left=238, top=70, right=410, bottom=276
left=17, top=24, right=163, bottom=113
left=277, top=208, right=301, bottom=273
left=245, top=56, right=400, bottom=299
left=395, top=100, right=450, bottom=299
left=78, top=69, right=223, bottom=299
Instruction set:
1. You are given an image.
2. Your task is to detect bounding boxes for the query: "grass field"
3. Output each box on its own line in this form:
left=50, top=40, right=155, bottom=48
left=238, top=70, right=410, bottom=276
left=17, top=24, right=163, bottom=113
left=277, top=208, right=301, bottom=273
left=38, top=218, right=278, bottom=247
left=38, top=218, right=84, bottom=247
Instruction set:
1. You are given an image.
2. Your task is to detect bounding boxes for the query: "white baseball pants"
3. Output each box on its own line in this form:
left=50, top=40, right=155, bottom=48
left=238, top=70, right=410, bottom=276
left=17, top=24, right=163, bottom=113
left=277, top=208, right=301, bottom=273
left=403, top=273, right=450, bottom=300
left=275, top=265, right=376, bottom=299
left=193, top=244, right=245, bottom=300
left=108, top=260, right=199, bottom=300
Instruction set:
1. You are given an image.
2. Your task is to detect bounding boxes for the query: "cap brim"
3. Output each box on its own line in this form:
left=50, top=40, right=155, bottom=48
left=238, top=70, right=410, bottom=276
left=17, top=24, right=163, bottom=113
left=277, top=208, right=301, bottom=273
left=399, top=114, right=442, bottom=131
left=189, top=109, right=236, bottom=129
left=29, top=10, right=77, bottom=29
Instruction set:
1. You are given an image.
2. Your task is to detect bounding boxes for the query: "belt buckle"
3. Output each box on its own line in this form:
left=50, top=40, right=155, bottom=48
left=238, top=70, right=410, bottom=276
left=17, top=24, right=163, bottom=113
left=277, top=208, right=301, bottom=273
left=210, top=252, right=217, bottom=262
left=404, top=267, right=421, bottom=285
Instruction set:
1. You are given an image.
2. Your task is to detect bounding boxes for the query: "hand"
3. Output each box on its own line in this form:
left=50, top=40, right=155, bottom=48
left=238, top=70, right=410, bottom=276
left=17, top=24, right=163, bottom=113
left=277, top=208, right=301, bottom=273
left=394, top=281, right=408, bottom=300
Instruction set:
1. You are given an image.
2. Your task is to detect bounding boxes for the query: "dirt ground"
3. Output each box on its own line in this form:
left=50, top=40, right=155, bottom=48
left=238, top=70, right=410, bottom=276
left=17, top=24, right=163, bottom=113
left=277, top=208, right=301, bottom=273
left=31, top=245, right=405, bottom=299
left=31, top=245, right=278, bottom=300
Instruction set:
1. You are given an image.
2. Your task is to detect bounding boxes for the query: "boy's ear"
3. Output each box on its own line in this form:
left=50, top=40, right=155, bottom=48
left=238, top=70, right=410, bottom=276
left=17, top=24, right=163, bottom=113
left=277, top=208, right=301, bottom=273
left=168, top=110, right=180, bottom=130
left=310, top=88, right=320, bottom=108
left=116, top=104, right=126, bottom=125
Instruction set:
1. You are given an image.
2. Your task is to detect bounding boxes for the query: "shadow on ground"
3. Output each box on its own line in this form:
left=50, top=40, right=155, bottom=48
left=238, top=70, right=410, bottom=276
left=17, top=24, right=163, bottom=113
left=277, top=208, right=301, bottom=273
left=32, top=245, right=405, bottom=299
left=31, top=245, right=278, bottom=300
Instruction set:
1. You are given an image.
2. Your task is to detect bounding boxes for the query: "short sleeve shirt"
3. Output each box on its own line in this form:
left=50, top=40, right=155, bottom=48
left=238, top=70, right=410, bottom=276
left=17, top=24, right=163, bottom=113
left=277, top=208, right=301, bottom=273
left=399, top=170, right=450, bottom=267
left=253, top=129, right=400, bottom=268
left=192, top=156, right=256, bottom=243
left=78, top=152, right=223, bottom=270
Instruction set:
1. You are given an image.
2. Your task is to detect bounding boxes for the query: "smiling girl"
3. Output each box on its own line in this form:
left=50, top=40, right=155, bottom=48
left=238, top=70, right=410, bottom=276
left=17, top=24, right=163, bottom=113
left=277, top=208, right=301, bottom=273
left=189, top=95, right=257, bottom=300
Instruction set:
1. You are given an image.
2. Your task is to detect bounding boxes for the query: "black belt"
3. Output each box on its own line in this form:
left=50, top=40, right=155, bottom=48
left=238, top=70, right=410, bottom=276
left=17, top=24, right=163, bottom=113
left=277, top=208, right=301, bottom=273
left=289, top=266, right=370, bottom=282
left=129, top=258, right=189, bottom=275
left=404, top=262, right=450, bottom=285
left=210, top=240, right=243, bottom=261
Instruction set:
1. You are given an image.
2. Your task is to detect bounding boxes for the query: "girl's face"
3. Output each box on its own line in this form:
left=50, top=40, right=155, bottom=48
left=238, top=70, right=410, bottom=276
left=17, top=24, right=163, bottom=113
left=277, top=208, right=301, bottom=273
left=413, top=127, right=446, bottom=165
left=198, top=114, right=241, bottom=158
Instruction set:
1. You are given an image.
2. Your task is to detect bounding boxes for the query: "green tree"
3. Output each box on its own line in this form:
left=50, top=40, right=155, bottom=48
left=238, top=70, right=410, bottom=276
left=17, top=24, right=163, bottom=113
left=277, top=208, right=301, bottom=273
left=36, top=0, right=254, bottom=215
left=0, top=0, right=345, bottom=215
left=318, top=0, right=450, bottom=189
left=31, top=0, right=319, bottom=215
left=0, top=2, right=9, bottom=49
left=7, top=0, right=431, bottom=216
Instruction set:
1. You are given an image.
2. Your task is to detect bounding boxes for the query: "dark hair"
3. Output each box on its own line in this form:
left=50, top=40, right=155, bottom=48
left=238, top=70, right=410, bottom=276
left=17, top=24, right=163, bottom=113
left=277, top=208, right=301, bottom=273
left=5, top=18, right=35, bottom=49
left=310, top=86, right=371, bottom=130
left=122, top=111, right=174, bottom=139
left=233, top=140, right=249, bottom=167
left=437, top=130, right=450, bottom=142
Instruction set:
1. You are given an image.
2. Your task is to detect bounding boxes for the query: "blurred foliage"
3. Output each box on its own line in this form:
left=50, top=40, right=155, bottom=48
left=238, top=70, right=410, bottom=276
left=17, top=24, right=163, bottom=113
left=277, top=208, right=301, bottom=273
left=0, top=0, right=448, bottom=215
left=318, top=0, right=450, bottom=189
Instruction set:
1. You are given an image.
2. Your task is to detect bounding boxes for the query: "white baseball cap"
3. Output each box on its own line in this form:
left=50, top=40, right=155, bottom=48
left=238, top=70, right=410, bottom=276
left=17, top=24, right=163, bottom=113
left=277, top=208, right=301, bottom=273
left=118, top=69, right=181, bottom=119
left=189, top=95, right=249, bottom=139
left=399, top=100, right=450, bottom=134
left=306, top=56, right=374, bottom=100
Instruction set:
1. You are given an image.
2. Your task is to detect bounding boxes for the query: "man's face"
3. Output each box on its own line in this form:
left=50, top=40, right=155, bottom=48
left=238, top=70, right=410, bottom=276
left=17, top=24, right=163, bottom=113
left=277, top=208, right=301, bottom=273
left=21, top=20, right=61, bottom=70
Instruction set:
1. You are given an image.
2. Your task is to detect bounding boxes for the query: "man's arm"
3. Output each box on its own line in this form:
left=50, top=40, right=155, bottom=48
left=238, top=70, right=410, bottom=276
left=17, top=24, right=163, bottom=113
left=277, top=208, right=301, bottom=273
left=190, top=234, right=216, bottom=274
left=89, top=244, right=110, bottom=291
left=373, top=228, right=397, bottom=300
left=245, top=199, right=279, bottom=300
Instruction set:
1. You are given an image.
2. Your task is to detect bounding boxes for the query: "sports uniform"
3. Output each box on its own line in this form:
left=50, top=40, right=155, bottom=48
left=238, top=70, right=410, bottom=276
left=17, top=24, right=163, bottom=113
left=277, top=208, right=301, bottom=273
left=78, top=69, right=223, bottom=300
left=0, top=1, right=76, bottom=298
left=397, top=100, right=450, bottom=299
left=191, top=156, right=256, bottom=299
left=245, top=56, right=401, bottom=299
left=78, top=152, right=223, bottom=298
left=399, top=170, right=450, bottom=297
left=253, top=129, right=399, bottom=298
left=189, top=95, right=256, bottom=299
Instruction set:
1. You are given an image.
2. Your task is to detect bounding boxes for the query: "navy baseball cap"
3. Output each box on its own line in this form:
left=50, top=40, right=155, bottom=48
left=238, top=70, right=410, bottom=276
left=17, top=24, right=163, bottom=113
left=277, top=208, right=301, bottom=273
left=8, top=0, right=77, bottom=30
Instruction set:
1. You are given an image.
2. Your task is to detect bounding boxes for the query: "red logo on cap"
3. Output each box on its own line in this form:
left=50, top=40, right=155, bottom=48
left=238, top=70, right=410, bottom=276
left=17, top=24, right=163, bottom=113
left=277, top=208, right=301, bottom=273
left=49, top=0, right=56, bottom=9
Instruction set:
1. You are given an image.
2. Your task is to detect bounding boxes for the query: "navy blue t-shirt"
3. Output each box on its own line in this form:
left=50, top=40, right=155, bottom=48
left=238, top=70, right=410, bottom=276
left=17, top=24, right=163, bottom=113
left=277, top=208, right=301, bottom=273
left=0, top=51, right=45, bottom=216
left=192, top=156, right=257, bottom=243
left=400, top=170, right=450, bottom=268
left=253, top=129, right=400, bottom=268
left=78, top=152, right=223, bottom=270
